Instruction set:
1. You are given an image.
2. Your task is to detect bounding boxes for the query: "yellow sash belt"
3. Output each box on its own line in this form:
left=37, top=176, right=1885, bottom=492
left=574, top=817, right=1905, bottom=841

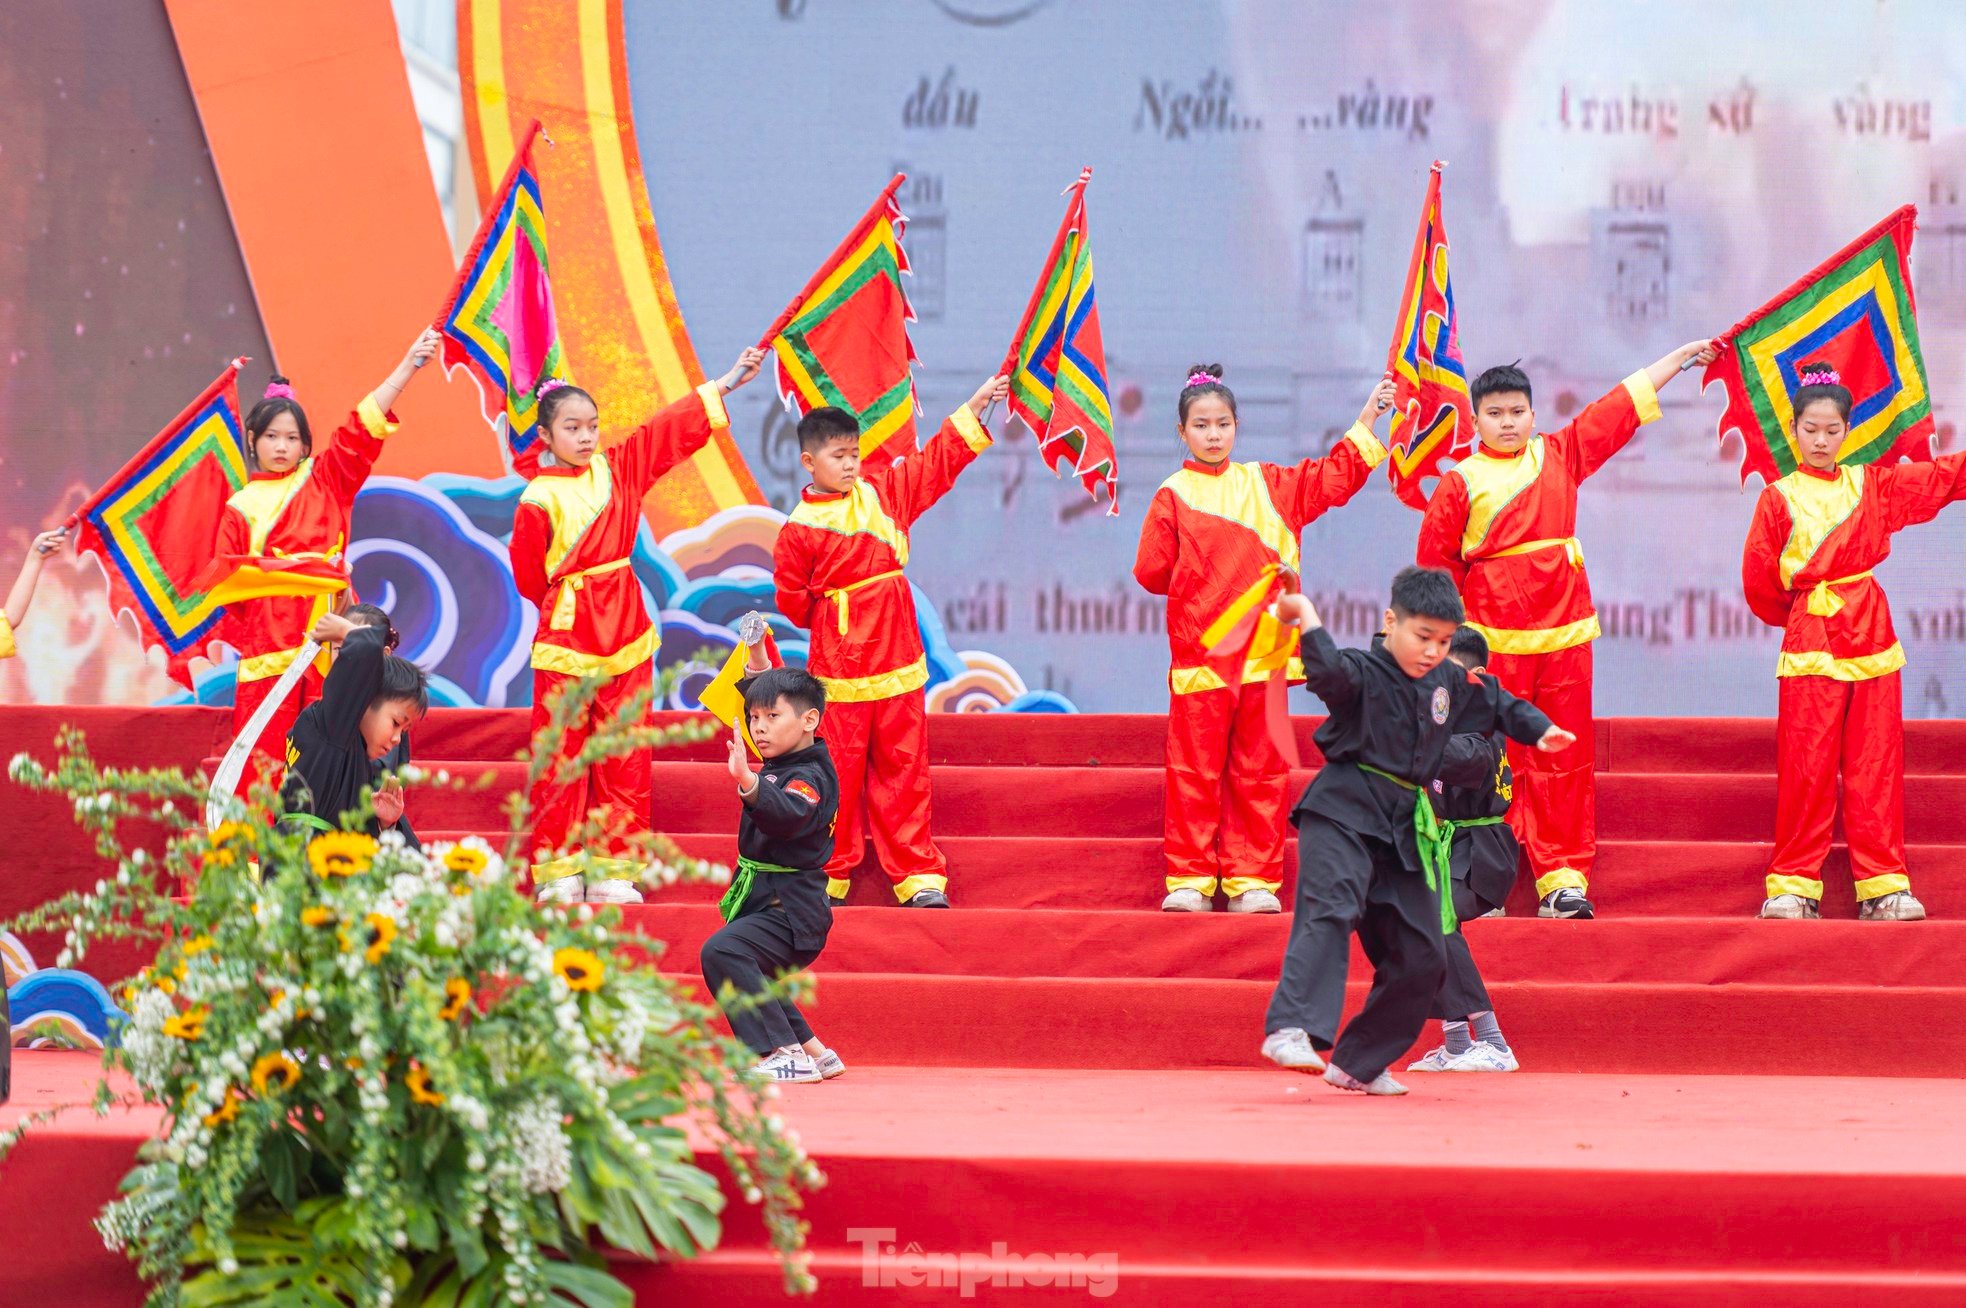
left=1482, top=536, right=1584, bottom=568
left=1806, top=571, right=1873, bottom=618
left=549, top=556, right=632, bottom=631
left=827, top=569, right=906, bottom=636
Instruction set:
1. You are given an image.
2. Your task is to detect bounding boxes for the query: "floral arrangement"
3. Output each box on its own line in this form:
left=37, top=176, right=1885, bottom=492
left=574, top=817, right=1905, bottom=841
left=4, top=687, right=820, bottom=1307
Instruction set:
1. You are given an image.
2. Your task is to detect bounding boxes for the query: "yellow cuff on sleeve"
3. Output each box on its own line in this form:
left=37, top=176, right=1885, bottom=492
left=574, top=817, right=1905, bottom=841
left=695, top=380, right=730, bottom=430
left=1342, top=421, right=1389, bottom=469
left=951, top=404, right=992, bottom=454
left=1621, top=370, right=1662, bottom=426
left=357, top=394, right=400, bottom=440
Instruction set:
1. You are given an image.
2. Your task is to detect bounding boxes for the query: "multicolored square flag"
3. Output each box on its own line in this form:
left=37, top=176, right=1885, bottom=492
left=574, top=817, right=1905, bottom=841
left=758, top=175, right=920, bottom=469
left=436, top=118, right=568, bottom=478
left=1002, top=167, right=1119, bottom=513
left=1703, top=205, right=1933, bottom=484
left=68, top=359, right=252, bottom=687
left=1383, top=162, right=1474, bottom=509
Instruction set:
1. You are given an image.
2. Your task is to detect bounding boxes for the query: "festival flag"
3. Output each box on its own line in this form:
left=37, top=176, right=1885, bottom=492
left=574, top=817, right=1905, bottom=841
left=1383, top=162, right=1475, bottom=509
left=1199, top=562, right=1301, bottom=769
left=67, top=359, right=252, bottom=687
left=758, top=175, right=919, bottom=469
left=697, top=623, right=783, bottom=758
left=436, top=118, right=568, bottom=478
left=1001, top=167, right=1119, bottom=512
left=1703, top=205, right=1933, bottom=485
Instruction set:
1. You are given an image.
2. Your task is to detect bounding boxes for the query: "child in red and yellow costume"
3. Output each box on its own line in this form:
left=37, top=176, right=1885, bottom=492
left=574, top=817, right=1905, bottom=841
left=1742, top=363, right=1966, bottom=922
left=1134, top=365, right=1398, bottom=914
left=509, top=348, right=766, bottom=905
left=214, top=331, right=440, bottom=787
left=771, top=373, right=1008, bottom=908
left=1414, top=340, right=1716, bottom=918
left=0, top=528, right=67, bottom=663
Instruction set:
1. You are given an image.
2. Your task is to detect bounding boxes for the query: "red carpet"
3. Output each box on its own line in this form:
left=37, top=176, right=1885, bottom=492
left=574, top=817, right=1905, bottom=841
left=7, top=705, right=1966, bottom=1303
left=12, top=1054, right=1966, bottom=1306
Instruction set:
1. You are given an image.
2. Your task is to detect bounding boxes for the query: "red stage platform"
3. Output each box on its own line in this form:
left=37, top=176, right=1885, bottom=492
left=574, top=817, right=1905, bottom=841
left=5, top=705, right=1966, bottom=1304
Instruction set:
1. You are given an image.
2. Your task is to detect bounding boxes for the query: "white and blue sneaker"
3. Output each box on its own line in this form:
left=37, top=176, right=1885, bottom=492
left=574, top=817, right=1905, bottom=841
left=814, top=1047, right=847, bottom=1080
left=1405, top=1045, right=1460, bottom=1072
left=1444, top=1043, right=1519, bottom=1072
left=1324, top=1063, right=1408, bottom=1095
left=753, top=1046, right=821, bottom=1083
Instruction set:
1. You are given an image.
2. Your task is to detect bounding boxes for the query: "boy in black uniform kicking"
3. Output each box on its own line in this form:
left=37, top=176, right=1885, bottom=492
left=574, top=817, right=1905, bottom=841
left=700, top=664, right=847, bottom=1084
left=1409, top=625, right=1523, bottom=1074
left=281, top=612, right=428, bottom=840
left=1259, top=567, right=1572, bottom=1095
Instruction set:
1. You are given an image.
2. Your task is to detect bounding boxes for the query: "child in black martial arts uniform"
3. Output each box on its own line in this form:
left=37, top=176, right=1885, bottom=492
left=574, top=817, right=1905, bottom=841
left=1259, top=567, right=1571, bottom=1095
left=699, top=664, right=847, bottom=1084
left=280, top=611, right=428, bottom=840
left=1409, top=625, right=1523, bottom=1074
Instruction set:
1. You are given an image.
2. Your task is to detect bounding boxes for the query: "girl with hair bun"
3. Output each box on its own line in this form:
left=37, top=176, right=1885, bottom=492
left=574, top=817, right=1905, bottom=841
left=508, top=345, right=765, bottom=905
left=1134, top=363, right=1398, bottom=914
left=1743, top=361, right=1966, bottom=921
left=214, top=329, right=441, bottom=788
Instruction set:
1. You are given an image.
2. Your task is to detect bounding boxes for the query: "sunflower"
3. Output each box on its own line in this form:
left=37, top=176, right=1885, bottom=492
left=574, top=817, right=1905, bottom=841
left=251, top=1051, right=301, bottom=1095
left=181, top=935, right=214, bottom=956
left=442, top=845, right=488, bottom=877
left=307, top=831, right=378, bottom=879
left=202, top=1087, right=242, bottom=1127
left=404, top=1063, right=445, bottom=1106
left=204, top=822, right=255, bottom=869
left=438, top=978, right=472, bottom=1022
left=362, top=914, right=398, bottom=964
left=161, top=1006, right=208, bottom=1041
left=553, top=947, right=605, bottom=992
left=301, top=906, right=336, bottom=928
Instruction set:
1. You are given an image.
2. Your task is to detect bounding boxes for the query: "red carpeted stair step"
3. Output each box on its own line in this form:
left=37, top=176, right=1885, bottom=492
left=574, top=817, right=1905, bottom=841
left=726, top=973, right=1966, bottom=1076
left=385, top=761, right=1966, bottom=845
left=620, top=905, right=1966, bottom=988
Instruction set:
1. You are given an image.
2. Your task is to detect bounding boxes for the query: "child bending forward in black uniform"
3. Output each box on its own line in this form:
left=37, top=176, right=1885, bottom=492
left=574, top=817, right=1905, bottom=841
left=1409, top=625, right=1526, bottom=1074
left=1260, top=568, right=1570, bottom=1095
left=280, top=612, right=428, bottom=840
left=700, top=666, right=846, bottom=1084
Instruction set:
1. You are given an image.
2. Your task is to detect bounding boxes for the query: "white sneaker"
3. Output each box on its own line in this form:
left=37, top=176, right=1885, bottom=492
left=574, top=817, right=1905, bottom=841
left=1477, top=906, right=1506, bottom=919
left=1260, top=1027, right=1327, bottom=1073
left=814, top=1047, right=847, bottom=1080
left=753, top=1046, right=821, bottom=1083
left=1759, top=893, right=1820, bottom=920
left=1405, top=1045, right=1460, bottom=1072
left=534, top=874, right=584, bottom=905
left=585, top=878, right=644, bottom=904
left=1859, top=891, right=1927, bottom=922
left=1227, top=888, right=1282, bottom=914
left=1323, top=1063, right=1407, bottom=1096
left=1161, top=888, right=1213, bottom=912
left=1444, top=1043, right=1519, bottom=1072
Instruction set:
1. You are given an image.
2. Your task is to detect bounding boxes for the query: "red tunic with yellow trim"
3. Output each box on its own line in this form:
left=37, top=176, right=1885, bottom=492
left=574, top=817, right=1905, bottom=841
left=1132, top=423, right=1388, bottom=693
left=773, top=408, right=992, bottom=702
left=509, top=383, right=729, bottom=676
left=1415, top=372, right=1660, bottom=655
left=214, top=396, right=397, bottom=684
left=1741, top=453, right=1966, bottom=681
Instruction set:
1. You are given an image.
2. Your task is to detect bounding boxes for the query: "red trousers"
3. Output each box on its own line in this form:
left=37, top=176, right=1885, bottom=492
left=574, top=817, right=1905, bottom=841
left=1769, top=672, right=1909, bottom=902
left=1162, top=679, right=1290, bottom=897
left=1487, top=642, right=1595, bottom=898
left=527, top=663, right=652, bottom=877
left=230, top=665, right=323, bottom=797
left=825, top=692, right=946, bottom=902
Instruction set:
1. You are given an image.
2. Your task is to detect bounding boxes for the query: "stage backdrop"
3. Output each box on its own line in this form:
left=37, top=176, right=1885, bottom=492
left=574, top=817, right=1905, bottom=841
left=4, top=0, right=1966, bottom=717
left=625, top=0, right=1966, bottom=716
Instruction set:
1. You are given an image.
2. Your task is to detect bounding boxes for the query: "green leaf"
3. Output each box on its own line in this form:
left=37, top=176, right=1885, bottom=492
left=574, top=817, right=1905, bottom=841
left=262, top=1134, right=299, bottom=1211
left=541, top=1259, right=635, bottom=1308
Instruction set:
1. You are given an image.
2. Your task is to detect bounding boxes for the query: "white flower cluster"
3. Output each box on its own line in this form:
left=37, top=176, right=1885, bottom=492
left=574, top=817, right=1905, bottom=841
left=120, top=988, right=181, bottom=1090
left=509, top=1096, right=573, bottom=1194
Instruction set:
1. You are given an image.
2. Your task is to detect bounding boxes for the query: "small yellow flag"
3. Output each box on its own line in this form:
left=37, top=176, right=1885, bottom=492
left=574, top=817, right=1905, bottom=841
left=699, top=642, right=761, bottom=757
